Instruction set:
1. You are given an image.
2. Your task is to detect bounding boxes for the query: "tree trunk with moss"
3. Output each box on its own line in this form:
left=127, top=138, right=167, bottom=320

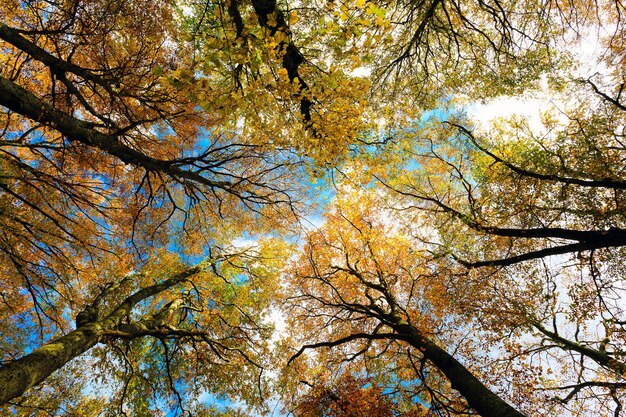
left=0, top=267, right=199, bottom=405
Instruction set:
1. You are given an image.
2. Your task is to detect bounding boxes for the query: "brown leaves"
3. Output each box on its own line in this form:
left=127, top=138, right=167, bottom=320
left=293, top=374, right=409, bottom=417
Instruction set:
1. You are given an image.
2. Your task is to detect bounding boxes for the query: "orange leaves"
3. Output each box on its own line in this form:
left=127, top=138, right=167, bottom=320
left=293, top=374, right=405, bottom=417
left=289, top=187, right=450, bottom=352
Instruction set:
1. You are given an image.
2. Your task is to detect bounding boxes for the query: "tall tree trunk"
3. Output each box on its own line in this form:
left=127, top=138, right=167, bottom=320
left=0, top=322, right=103, bottom=404
left=394, top=322, right=525, bottom=417
left=0, top=267, right=200, bottom=405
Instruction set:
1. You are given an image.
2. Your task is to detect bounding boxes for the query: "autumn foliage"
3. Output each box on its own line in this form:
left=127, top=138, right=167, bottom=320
left=293, top=374, right=410, bottom=417
left=1, top=0, right=626, bottom=415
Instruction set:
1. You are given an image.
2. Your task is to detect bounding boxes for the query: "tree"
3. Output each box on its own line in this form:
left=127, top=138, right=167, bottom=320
left=374, top=87, right=626, bottom=413
left=0, top=0, right=300, bottom=310
left=0, top=241, right=288, bottom=414
left=341, top=12, right=626, bottom=410
left=283, top=98, right=626, bottom=413
left=283, top=190, right=527, bottom=416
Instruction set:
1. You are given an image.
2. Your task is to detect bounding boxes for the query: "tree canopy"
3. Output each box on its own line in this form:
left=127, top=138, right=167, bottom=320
left=1, top=0, right=625, bottom=415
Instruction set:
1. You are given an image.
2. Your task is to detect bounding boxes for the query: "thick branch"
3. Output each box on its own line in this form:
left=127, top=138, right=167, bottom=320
left=0, top=24, right=112, bottom=91
left=250, top=0, right=318, bottom=136
left=391, top=321, right=525, bottom=417
left=451, top=122, right=626, bottom=189
left=288, top=333, right=397, bottom=365
left=0, top=266, right=200, bottom=405
left=0, top=74, right=235, bottom=191
left=289, top=324, right=525, bottom=417
left=553, top=381, right=626, bottom=404
left=584, top=79, right=626, bottom=113
left=115, top=298, right=185, bottom=335
left=532, top=321, right=626, bottom=376
left=105, top=267, right=200, bottom=326
left=379, top=178, right=626, bottom=266
left=385, top=180, right=626, bottom=242
left=456, top=239, right=626, bottom=268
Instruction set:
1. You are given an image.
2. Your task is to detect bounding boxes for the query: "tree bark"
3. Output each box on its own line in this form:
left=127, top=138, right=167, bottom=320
left=0, top=75, right=230, bottom=190
left=0, top=323, right=103, bottom=404
left=0, top=267, right=199, bottom=405
left=291, top=324, right=527, bottom=416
